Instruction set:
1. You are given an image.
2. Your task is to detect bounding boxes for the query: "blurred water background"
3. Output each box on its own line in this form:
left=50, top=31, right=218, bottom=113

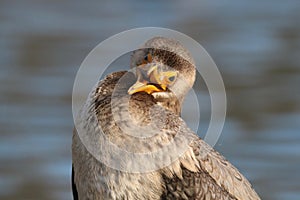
left=1, top=0, right=300, bottom=199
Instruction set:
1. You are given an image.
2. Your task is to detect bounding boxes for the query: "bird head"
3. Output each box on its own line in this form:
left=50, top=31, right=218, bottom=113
left=128, top=61, right=178, bottom=95
left=128, top=37, right=196, bottom=104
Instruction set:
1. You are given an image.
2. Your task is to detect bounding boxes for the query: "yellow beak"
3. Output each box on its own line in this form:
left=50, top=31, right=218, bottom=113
left=128, top=81, right=162, bottom=95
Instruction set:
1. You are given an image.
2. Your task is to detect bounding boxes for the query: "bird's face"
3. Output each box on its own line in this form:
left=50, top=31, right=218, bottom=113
left=128, top=54, right=178, bottom=95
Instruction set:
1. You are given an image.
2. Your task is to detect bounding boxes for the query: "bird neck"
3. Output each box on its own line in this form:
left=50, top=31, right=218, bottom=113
left=151, top=92, right=183, bottom=116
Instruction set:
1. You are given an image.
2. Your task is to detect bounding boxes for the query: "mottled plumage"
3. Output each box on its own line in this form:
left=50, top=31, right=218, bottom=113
left=72, top=37, right=260, bottom=200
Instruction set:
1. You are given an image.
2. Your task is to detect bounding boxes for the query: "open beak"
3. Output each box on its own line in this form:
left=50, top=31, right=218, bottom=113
left=128, top=81, right=162, bottom=95
left=128, top=64, right=166, bottom=95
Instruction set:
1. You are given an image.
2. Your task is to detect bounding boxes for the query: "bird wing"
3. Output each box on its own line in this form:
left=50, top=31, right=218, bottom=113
left=191, top=138, right=260, bottom=200
left=160, top=121, right=261, bottom=200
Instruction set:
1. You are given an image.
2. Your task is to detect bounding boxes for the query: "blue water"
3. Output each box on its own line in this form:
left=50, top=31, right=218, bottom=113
left=0, top=0, right=299, bottom=199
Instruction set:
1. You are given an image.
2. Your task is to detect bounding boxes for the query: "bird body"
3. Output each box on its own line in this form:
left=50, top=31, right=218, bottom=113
left=72, top=37, right=260, bottom=200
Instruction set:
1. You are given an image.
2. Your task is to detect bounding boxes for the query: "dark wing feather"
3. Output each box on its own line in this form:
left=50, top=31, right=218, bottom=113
left=72, top=165, right=79, bottom=200
left=161, top=166, right=237, bottom=200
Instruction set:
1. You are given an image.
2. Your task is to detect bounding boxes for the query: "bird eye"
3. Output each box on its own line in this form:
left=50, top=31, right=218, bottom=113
left=168, top=76, right=176, bottom=82
left=144, top=54, right=152, bottom=62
